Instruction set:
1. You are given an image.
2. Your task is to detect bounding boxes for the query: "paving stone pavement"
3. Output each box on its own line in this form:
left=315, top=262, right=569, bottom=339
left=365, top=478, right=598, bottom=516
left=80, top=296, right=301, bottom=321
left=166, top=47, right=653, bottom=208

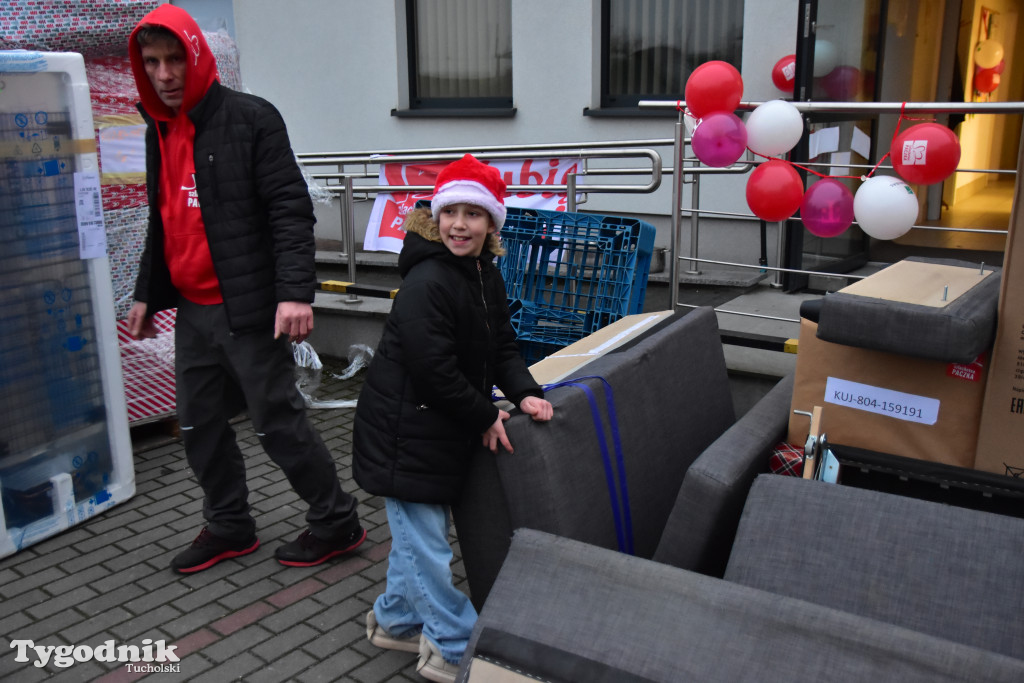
left=0, top=356, right=470, bottom=682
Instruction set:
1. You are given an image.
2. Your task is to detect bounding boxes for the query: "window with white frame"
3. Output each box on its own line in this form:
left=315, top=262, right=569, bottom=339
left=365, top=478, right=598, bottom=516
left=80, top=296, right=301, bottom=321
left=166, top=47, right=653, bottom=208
left=404, top=0, right=513, bottom=112
left=601, top=0, right=744, bottom=109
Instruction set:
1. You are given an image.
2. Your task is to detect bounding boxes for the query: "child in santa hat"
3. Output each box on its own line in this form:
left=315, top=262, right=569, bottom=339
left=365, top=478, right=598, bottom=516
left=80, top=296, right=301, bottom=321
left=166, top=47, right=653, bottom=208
left=352, top=154, right=553, bottom=682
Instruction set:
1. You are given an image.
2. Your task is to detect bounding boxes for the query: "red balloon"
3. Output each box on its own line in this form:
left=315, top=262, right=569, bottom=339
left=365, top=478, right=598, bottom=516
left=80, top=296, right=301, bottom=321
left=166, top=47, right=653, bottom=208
left=746, top=160, right=804, bottom=222
left=772, top=54, right=796, bottom=93
left=975, top=68, right=1000, bottom=93
left=820, top=65, right=861, bottom=100
left=890, top=123, right=961, bottom=185
left=685, top=61, right=743, bottom=119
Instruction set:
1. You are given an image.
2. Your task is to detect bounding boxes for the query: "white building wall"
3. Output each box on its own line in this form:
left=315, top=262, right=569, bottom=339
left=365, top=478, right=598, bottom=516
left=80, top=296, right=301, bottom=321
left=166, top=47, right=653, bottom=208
left=231, top=0, right=801, bottom=262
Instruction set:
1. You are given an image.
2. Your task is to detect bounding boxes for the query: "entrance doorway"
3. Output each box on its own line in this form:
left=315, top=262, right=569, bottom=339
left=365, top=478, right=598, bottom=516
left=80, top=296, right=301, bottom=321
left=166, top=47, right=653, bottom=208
left=784, top=0, right=1019, bottom=290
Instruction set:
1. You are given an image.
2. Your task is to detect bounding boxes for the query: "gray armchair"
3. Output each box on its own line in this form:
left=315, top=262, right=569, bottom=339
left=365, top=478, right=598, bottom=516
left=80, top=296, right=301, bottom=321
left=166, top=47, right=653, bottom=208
left=453, top=307, right=794, bottom=609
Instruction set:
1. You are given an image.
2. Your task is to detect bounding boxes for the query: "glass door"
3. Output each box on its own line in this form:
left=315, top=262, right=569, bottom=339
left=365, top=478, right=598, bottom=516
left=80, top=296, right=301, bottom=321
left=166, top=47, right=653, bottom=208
left=782, top=0, right=964, bottom=290
left=782, top=0, right=885, bottom=290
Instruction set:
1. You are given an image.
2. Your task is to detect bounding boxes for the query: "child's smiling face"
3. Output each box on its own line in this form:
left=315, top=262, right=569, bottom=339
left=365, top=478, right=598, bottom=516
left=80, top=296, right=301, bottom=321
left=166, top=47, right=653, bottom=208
left=438, top=203, right=496, bottom=258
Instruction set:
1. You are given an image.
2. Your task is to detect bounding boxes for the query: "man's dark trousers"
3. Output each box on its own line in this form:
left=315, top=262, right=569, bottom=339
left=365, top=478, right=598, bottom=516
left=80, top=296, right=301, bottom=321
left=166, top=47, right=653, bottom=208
left=173, top=298, right=359, bottom=541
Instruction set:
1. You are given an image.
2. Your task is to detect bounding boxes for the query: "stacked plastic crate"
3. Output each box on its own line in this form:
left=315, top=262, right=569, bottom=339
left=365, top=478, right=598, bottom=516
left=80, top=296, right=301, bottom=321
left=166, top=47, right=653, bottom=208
left=498, top=207, right=656, bottom=364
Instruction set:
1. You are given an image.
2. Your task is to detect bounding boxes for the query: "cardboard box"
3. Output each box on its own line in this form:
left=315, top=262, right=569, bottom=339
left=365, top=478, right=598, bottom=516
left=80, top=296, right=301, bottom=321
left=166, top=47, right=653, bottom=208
left=493, top=311, right=676, bottom=406
left=527, top=310, right=675, bottom=385
left=788, top=318, right=987, bottom=469
left=975, top=136, right=1024, bottom=477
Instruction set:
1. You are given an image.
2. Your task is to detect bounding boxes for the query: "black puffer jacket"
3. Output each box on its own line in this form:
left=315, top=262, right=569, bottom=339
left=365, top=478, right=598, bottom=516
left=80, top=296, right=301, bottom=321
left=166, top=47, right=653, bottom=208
left=353, top=209, right=543, bottom=504
left=133, top=80, right=316, bottom=333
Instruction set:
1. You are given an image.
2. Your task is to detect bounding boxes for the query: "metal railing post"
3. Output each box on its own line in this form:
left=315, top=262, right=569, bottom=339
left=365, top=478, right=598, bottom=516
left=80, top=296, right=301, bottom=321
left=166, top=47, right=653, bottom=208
left=342, top=176, right=359, bottom=304
left=567, top=173, right=577, bottom=212
left=773, top=221, right=785, bottom=288
left=685, top=169, right=701, bottom=275
left=669, top=120, right=684, bottom=309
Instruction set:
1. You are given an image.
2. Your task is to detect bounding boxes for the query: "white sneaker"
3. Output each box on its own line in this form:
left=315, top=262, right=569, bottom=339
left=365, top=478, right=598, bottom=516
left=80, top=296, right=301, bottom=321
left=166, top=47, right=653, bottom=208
left=366, top=610, right=420, bottom=653
left=417, top=636, right=459, bottom=683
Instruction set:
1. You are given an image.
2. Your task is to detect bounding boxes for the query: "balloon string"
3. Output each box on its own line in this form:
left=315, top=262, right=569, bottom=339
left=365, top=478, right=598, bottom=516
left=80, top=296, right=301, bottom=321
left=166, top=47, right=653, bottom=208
left=743, top=102, right=934, bottom=182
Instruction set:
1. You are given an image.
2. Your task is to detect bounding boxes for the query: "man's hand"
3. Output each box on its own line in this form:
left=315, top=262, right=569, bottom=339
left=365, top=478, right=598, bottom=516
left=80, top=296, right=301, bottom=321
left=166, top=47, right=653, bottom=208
left=274, top=301, right=314, bottom=343
left=126, top=302, right=158, bottom=339
left=482, top=409, right=513, bottom=454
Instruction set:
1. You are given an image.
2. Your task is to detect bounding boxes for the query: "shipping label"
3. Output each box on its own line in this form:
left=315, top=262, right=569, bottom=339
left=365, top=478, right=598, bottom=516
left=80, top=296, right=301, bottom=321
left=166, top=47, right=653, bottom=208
left=825, top=377, right=940, bottom=425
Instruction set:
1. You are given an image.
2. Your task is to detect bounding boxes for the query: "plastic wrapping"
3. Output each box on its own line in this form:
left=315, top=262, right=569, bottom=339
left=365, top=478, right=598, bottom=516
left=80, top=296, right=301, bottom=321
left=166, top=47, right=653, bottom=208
left=292, top=342, right=373, bottom=409
left=298, top=155, right=336, bottom=206
left=1, top=0, right=160, bottom=57
left=117, top=310, right=177, bottom=423
left=1, top=51, right=135, bottom=557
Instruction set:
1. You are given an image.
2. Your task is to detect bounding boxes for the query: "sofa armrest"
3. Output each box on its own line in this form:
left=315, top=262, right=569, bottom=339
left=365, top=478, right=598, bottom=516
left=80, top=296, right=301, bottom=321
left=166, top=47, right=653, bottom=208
left=461, top=528, right=1024, bottom=682
left=651, top=373, right=793, bottom=576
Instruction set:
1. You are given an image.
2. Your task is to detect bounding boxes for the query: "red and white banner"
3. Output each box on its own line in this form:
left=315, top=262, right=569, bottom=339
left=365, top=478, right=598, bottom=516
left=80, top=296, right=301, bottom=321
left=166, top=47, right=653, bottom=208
left=363, top=157, right=582, bottom=253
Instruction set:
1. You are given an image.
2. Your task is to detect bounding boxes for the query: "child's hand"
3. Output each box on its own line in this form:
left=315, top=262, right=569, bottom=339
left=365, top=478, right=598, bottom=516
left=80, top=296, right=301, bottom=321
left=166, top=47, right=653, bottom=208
left=519, top=396, right=553, bottom=422
left=482, top=409, right=513, bottom=454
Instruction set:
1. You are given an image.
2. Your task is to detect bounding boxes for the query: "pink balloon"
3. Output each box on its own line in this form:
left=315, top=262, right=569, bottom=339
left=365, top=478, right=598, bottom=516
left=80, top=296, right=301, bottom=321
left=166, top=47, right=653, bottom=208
left=691, top=112, right=747, bottom=167
left=801, top=178, right=854, bottom=237
left=820, top=65, right=861, bottom=101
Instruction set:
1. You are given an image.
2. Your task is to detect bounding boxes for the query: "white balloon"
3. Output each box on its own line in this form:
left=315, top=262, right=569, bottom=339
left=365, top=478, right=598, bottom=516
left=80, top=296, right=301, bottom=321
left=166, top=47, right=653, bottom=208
left=974, top=40, right=1004, bottom=70
left=853, top=176, right=919, bottom=240
left=745, top=100, right=804, bottom=157
left=813, top=39, right=839, bottom=77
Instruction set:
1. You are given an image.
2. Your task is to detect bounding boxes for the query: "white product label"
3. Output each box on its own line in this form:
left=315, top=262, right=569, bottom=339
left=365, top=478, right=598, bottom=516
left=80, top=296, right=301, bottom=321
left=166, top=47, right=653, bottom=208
left=825, top=377, right=939, bottom=425
left=901, top=139, right=929, bottom=166
left=73, top=171, right=107, bottom=259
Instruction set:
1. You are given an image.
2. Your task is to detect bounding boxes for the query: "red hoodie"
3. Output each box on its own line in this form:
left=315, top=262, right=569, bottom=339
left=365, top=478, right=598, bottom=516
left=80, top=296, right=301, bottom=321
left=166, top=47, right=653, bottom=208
left=129, top=5, right=222, bottom=305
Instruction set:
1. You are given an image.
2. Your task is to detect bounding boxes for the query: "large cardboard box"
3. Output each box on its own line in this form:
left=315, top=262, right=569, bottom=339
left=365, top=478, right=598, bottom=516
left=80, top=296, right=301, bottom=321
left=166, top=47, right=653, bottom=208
left=788, top=318, right=988, bottom=469
left=975, top=134, right=1024, bottom=477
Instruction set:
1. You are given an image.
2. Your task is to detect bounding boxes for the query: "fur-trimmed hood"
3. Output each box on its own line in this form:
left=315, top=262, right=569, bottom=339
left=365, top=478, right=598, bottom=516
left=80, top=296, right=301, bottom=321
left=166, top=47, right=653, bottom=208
left=402, top=207, right=505, bottom=258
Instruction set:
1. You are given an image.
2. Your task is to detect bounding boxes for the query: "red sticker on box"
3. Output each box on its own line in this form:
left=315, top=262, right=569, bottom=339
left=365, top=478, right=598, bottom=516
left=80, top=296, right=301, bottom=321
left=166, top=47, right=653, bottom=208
left=947, top=353, right=986, bottom=382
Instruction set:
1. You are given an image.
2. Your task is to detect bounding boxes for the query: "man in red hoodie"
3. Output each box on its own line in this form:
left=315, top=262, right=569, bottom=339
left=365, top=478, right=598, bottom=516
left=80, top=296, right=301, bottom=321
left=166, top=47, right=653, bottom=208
left=126, top=5, right=364, bottom=573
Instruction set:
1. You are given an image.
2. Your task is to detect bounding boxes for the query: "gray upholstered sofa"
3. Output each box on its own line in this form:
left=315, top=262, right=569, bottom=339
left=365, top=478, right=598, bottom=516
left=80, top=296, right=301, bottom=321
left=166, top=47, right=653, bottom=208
left=460, top=476, right=1024, bottom=682
left=452, top=300, right=1024, bottom=680
left=452, top=306, right=793, bottom=609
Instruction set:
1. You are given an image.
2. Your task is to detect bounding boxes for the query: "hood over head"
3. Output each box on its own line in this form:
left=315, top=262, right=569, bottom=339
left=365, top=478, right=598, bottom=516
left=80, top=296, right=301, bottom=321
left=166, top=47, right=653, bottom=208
left=128, top=4, right=218, bottom=120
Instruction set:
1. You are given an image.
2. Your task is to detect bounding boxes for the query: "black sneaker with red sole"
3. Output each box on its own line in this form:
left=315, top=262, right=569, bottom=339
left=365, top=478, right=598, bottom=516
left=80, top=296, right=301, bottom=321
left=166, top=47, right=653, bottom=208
left=275, top=526, right=367, bottom=567
left=170, top=527, right=260, bottom=574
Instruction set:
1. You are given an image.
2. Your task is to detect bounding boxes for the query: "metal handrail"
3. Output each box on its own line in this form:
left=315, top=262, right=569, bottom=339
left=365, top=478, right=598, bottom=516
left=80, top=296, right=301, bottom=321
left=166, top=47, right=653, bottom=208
left=640, top=99, right=1024, bottom=310
left=639, top=99, right=1024, bottom=115
left=298, top=145, right=666, bottom=301
left=299, top=147, right=664, bottom=198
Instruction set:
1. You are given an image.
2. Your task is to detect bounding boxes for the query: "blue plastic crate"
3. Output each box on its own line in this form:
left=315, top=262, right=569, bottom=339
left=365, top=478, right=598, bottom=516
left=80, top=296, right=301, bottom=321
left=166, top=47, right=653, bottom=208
left=498, top=207, right=655, bottom=352
left=514, top=338, right=565, bottom=366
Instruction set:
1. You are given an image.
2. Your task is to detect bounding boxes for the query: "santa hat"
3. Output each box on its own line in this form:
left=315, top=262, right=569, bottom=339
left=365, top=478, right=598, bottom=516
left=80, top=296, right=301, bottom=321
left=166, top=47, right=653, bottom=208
left=430, top=154, right=507, bottom=231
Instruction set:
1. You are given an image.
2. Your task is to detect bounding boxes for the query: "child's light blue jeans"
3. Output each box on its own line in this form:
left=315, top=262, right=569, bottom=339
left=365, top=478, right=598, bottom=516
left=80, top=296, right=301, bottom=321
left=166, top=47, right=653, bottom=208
left=373, top=497, right=477, bottom=664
